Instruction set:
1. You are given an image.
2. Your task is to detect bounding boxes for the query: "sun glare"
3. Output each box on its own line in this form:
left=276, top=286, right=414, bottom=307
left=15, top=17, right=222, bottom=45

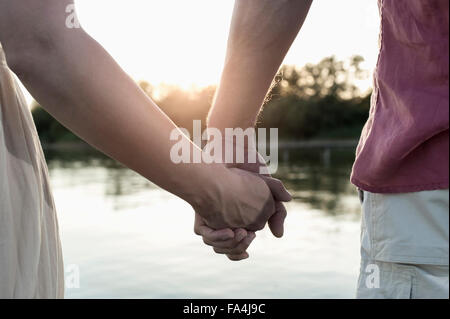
left=21, top=0, right=380, bottom=104
left=75, top=0, right=379, bottom=87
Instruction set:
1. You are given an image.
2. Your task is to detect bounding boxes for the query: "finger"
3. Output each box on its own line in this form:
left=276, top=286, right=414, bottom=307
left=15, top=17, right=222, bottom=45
left=203, top=228, right=249, bottom=248
left=226, top=252, right=249, bottom=261
left=260, top=176, right=292, bottom=202
left=268, top=202, right=288, bottom=238
left=194, top=213, right=234, bottom=241
left=234, top=228, right=248, bottom=242
left=200, top=227, right=235, bottom=242
left=203, top=238, right=234, bottom=248
left=213, top=232, right=256, bottom=255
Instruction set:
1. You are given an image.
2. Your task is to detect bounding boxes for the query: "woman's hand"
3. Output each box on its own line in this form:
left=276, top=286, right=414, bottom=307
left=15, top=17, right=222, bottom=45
left=191, top=167, right=277, bottom=231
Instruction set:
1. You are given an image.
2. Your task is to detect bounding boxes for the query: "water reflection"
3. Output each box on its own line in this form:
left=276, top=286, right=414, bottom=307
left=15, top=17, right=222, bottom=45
left=45, top=146, right=360, bottom=216
left=278, top=148, right=360, bottom=216
left=44, top=146, right=362, bottom=298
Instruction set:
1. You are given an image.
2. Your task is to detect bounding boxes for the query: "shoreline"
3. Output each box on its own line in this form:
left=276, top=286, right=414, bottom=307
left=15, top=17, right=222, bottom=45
left=41, top=139, right=359, bottom=152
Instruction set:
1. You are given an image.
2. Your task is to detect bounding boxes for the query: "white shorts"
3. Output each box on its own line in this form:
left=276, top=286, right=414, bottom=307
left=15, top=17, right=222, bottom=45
left=356, top=189, right=449, bottom=299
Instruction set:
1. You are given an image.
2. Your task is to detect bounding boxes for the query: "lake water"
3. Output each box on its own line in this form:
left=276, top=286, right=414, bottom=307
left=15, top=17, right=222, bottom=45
left=44, top=146, right=363, bottom=299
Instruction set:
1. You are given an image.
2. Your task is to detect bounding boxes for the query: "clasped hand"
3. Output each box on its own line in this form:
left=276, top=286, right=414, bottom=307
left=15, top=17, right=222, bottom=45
left=192, top=150, right=291, bottom=261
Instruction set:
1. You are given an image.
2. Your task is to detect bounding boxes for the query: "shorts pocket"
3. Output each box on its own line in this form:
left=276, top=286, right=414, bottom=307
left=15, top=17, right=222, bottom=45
left=371, top=191, right=449, bottom=265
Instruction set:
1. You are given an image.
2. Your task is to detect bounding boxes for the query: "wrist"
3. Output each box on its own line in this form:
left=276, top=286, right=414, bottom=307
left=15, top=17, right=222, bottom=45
left=184, top=162, right=227, bottom=218
left=203, top=126, right=260, bottom=167
left=208, top=112, right=257, bottom=133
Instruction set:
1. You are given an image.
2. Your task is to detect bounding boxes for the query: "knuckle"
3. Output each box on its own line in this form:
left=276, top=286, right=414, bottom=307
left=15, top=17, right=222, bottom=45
left=248, top=222, right=265, bottom=232
left=278, top=208, right=287, bottom=218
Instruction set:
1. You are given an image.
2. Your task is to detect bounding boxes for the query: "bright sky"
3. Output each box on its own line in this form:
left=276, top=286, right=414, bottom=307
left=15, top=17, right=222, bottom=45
left=23, top=0, right=381, bottom=104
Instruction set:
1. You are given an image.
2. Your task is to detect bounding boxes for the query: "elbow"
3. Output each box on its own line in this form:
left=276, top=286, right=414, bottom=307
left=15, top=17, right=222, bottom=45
left=2, top=29, right=63, bottom=81
left=4, top=50, right=36, bottom=81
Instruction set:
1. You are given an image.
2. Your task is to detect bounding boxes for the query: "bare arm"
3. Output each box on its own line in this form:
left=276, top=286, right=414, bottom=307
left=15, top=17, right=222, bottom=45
left=0, top=0, right=276, bottom=230
left=0, top=0, right=212, bottom=204
left=208, top=0, right=313, bottom=129
left=197, top=0, right=311, bottom=260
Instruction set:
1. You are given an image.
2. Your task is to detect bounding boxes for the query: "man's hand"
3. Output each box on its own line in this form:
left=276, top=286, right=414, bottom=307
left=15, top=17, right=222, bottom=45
left=229, top=151, right=291, bottom=238
left=194, top=0, right=311, bottom=260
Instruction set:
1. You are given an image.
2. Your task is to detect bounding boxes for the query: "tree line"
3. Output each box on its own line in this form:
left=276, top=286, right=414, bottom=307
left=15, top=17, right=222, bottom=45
left=32, top=55, right=371, bottom=144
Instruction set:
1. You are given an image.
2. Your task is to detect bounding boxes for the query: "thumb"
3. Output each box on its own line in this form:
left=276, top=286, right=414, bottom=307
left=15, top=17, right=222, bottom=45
left=268, top=202, right=288, bottom=238
left=260, top=176, right=292, bottom=202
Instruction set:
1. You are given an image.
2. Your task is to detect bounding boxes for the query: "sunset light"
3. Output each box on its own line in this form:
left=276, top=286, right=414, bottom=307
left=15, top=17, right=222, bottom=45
left=75, top=0, right=380, bottom=88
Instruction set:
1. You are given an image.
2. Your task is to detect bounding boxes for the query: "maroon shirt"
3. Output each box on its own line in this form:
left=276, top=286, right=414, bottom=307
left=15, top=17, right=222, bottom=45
left=351, top=0, right=449, bottom=193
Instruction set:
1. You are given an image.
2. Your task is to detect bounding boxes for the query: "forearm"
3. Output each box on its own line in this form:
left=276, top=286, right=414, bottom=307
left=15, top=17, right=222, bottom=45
left=1, top=15, right=218, bottom=207
left=208, top=0, right=312, bottom=130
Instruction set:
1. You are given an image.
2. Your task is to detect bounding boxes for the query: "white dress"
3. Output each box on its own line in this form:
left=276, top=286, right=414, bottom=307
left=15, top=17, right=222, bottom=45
left=0, top=44, right=64, bottom=298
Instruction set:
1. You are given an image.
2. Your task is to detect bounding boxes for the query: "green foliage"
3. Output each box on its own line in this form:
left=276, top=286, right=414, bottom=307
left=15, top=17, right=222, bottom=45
left=31, top=56, right=371, bottom=144
left=259, top=55, right=371, bottom=139
left=31, top=103, right=83, bottom=144
left=259, top=92, right=370, bottom=139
